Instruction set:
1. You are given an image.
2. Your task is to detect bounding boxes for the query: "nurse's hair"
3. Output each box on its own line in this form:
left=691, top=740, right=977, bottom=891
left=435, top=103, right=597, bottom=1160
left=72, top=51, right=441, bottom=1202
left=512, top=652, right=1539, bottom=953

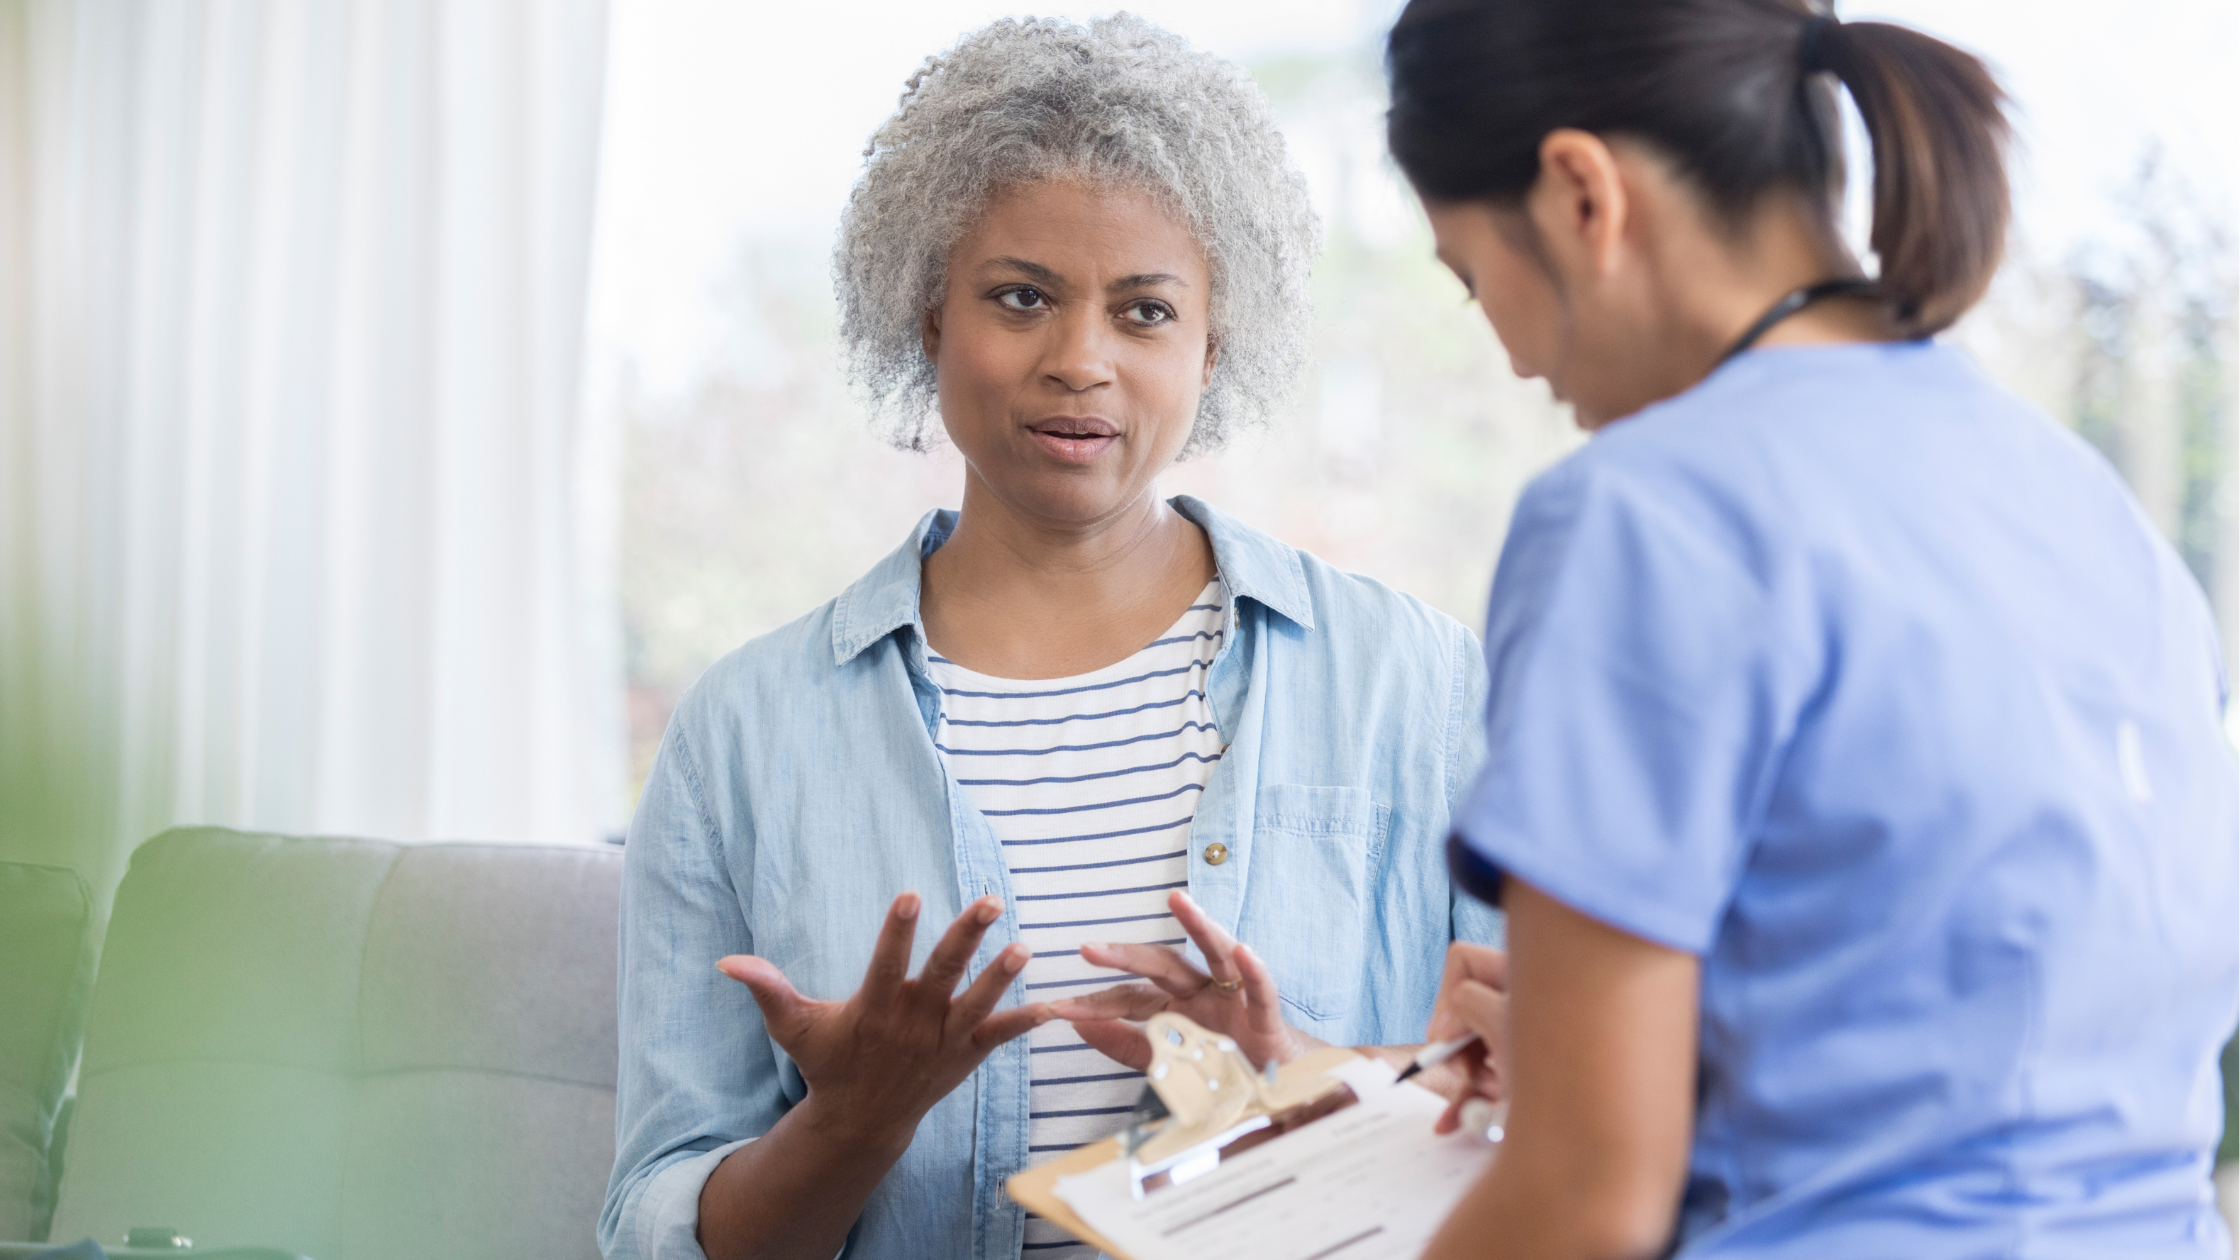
left=1385, top=0, right=2009, bottom=336
left=836, top=15, right=1321, bottom=456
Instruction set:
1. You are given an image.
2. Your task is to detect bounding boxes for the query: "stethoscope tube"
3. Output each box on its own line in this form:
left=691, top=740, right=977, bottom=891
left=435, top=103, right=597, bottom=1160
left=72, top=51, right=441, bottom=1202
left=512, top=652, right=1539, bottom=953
left=1718, top=277, right=1882, bottom=364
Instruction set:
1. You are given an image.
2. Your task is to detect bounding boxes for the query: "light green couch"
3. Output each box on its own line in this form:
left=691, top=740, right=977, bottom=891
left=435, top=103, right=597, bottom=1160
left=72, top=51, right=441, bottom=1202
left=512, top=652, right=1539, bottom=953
left=32, top=828, right=621, bottom=1260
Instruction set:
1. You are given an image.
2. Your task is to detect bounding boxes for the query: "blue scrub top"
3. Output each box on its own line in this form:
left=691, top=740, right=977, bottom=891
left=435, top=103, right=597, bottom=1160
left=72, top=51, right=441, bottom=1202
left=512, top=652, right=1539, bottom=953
left=1452, top=342, right=2239, bottom=1258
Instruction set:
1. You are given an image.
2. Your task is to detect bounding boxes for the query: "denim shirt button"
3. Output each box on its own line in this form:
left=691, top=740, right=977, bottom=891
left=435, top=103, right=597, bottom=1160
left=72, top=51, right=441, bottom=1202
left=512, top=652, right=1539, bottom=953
left=1202, top=842, right=1229, bottom=866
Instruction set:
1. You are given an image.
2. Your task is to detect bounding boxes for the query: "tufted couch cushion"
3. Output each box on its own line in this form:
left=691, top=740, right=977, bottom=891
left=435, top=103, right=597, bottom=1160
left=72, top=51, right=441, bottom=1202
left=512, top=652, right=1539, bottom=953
left=48, top=828, right=619, bottom=1260
left=0, top=862, right=97, bottom=1242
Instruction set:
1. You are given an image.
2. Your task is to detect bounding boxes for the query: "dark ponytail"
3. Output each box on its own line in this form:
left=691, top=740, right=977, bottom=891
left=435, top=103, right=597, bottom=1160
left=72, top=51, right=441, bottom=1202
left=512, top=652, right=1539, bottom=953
left=1386, top=0, right=2012, bottom=335
left=1816, top=21, right=2010, bottom=332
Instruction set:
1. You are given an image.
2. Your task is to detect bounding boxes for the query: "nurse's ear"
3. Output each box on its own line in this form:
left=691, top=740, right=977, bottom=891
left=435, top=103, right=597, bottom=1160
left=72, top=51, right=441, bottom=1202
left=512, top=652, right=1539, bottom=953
left=1525, top=128, right=1633, bottom=286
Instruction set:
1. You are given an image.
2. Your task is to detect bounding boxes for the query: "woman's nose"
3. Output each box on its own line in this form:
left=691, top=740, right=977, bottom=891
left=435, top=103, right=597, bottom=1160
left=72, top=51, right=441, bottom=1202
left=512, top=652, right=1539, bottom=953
left=1040, top=307, right=1116, bottom=393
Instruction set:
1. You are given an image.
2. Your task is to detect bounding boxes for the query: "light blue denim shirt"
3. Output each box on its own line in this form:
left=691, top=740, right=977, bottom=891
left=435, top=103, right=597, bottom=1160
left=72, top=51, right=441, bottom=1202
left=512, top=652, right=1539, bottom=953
left=601, top=496, right=1501, bottom=1260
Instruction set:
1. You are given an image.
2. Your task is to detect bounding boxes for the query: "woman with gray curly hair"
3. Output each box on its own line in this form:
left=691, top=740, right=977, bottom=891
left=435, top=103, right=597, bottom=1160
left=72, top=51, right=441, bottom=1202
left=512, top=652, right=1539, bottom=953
left=603, top=16, right=1501, bottom=1260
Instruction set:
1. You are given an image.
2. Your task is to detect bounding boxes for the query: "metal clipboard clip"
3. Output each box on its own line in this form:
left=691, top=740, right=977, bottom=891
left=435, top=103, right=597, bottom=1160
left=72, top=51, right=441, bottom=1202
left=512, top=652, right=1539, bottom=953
left=1117, top=1012, right=1360, bottom=1200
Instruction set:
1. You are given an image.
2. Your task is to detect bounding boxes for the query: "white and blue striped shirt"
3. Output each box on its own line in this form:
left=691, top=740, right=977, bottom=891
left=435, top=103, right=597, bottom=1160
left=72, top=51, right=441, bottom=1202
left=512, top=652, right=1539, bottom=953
left=928, top=580, right=1228, bottom=1259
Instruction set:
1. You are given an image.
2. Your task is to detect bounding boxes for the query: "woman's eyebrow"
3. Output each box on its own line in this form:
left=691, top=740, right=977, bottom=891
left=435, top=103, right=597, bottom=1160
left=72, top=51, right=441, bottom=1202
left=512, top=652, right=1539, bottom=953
left=980, top=256, right=1064, bottom=286
left=1108, top=272, right=1187, bottom=291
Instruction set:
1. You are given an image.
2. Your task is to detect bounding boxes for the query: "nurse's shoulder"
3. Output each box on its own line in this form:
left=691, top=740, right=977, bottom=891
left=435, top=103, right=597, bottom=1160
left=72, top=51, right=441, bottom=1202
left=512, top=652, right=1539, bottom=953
left=1496, top=372, right=1809, bottom=603
left=1505, top=340, right=2173, bottom=594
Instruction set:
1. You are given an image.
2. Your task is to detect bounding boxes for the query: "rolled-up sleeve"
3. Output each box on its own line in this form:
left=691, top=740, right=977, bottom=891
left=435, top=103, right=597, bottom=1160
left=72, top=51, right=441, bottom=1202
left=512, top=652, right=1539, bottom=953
left=601, top=716, right=782, bottom=1260
left=613, top=1138, right=755, bottom=1260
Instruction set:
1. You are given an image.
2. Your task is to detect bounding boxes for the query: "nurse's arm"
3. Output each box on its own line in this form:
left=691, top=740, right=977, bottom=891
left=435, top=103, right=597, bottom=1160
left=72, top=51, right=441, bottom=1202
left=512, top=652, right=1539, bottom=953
left=1420, top=879, right=1700, bottom=1260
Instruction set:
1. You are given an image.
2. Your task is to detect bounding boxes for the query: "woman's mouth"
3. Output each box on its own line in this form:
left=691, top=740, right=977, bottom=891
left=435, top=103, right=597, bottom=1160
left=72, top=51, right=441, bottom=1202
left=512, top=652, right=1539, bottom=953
left=1027, top=416, right=1119, bottom=464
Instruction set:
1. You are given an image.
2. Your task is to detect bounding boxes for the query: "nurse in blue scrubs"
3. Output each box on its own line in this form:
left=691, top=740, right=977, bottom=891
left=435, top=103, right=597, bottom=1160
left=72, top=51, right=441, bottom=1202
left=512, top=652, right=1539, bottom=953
left=1383, top=1, right=2240, bottom=1257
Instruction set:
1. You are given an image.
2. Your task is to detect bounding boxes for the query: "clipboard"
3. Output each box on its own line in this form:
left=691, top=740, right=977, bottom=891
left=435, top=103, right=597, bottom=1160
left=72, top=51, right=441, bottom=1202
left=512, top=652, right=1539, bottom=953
left=1005, top=1015, right=1377, bottom=1259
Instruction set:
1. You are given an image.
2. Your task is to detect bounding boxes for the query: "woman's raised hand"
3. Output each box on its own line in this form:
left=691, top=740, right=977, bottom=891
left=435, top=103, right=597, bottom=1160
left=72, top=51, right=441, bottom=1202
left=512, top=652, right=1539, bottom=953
left=716, top=893, right=1050, bottom=1150
left=1049, top=890, right=1316, bottom=1070
left=1425, top=940, right=1510, bottom=1135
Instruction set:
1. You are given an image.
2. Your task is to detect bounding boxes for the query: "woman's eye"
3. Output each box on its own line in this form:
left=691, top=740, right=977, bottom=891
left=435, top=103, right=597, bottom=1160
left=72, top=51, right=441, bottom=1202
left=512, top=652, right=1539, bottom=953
left=1125, top=300, right=1174, bottom=326
left=997, top=288, right=1046, bottom=311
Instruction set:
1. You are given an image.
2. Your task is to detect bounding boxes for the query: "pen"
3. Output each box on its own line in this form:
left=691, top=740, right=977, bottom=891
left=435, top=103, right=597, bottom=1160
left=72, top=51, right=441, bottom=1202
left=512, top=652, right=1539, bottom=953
left=1394, top=1032, right=1480, bottom=1083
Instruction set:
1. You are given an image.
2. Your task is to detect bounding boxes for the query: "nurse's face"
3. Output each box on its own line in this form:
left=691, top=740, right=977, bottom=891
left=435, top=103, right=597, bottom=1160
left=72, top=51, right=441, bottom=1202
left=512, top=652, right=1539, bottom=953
left=1423, top=197, right=1590, bottom=422
left=922, top=178, right=1216, bottom=528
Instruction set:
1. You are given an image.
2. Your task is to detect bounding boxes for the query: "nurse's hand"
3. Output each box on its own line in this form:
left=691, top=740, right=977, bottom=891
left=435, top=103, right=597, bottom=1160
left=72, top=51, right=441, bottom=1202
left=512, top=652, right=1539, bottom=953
left=1425, top=940, right=1511, bottom=1135
left=715, top=893, right=1052, bottom=1149
left=1049, top=890, right=1320, bottom=1070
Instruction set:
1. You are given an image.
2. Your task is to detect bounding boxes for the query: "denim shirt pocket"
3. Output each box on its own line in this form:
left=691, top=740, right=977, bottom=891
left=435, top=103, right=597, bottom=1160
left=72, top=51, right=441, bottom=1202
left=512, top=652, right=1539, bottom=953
left=1237, top=783, right=1387, bottom=1028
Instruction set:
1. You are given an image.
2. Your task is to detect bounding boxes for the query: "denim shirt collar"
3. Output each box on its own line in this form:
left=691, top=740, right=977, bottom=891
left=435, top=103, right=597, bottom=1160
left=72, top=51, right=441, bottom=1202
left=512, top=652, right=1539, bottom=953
left=828, top=493, right=1314, bottom=666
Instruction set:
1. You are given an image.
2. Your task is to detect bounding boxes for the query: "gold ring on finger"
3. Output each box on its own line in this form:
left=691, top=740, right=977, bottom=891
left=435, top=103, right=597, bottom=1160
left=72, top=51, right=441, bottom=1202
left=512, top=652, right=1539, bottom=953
left=1206, top=974, right=1242, bottom=993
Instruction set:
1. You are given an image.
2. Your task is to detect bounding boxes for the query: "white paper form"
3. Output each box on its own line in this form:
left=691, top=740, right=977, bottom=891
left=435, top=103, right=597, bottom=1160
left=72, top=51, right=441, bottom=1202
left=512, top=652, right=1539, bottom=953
left=1053, top=1059, right=1499, bottom=1260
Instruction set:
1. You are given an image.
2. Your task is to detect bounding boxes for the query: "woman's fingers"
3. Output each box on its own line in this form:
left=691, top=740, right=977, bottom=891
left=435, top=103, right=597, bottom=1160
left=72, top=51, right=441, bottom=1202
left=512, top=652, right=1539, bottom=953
left=1169, top=891, right=1243, bottom=982
left=946, top=941, right=1029, bottom=1034
left=918, top=896, right=1004, bottom=1001
left=1071, top=1018, right=1154, bottom=1070
left=718, top=955, right=816, bottom=1046
left=1048, top=981, right=1173, bottom=1023
left=1234, top=943, right=1287, bottom=1038
left=970, top=1000, right=1055, bottom=1052
left=1077, top=941, right=1207, bottom=999
left=860, top=892, right=923, bottom=1005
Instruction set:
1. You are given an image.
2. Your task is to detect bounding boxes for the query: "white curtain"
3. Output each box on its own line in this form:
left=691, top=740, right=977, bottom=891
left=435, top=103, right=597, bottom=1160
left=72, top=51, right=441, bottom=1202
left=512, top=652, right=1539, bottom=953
left=0, top=0, right=619, bottom=899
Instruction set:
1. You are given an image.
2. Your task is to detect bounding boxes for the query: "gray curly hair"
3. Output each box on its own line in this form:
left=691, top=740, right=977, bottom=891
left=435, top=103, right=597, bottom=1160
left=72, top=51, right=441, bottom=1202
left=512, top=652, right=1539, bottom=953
left=834, top=14, right=1322, bottom=456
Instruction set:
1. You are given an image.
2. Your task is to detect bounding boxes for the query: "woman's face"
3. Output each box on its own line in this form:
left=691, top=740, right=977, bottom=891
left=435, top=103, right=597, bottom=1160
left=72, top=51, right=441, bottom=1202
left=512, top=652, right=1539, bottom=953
left=924, top=179, right=1214, bottom=527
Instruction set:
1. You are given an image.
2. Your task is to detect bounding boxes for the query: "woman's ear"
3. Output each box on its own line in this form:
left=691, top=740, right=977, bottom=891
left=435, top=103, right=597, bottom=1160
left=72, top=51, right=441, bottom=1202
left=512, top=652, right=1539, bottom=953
left=1201, top=333, right=1219, bottom=389
left=921, top=306, right=943, bottom=363
left=1528, top=128, right=1630, bottom=281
